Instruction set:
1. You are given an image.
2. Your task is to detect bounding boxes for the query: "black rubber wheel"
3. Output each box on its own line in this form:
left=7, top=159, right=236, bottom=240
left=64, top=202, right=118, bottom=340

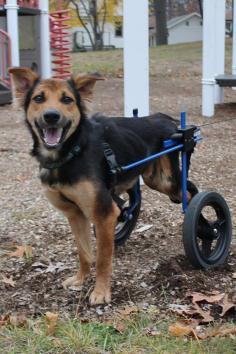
left=183, top=191, right=232, bottom=269
left=114, top=189, right=141, bottom=246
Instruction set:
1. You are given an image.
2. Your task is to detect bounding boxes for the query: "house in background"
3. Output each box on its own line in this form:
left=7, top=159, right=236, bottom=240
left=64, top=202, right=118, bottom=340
left=149, top=12, right=203, bottom=46
left=67, top=1, right=123, bottom=50
left=167, top=12, right=202, bottom=44
left=70, top=4, right=203, bottom=50
left=72, top=20, right=123, bottom=49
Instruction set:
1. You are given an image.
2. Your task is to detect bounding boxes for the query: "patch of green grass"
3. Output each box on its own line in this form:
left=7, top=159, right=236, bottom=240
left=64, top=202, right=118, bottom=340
left=72, top=39, right=233, bottom=77
left=0, top=314, right=235, bottom=354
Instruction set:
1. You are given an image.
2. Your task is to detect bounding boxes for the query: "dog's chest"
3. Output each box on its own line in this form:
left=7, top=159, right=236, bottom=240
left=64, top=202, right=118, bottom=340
left=40, top=168, right=58, bottom=184
left=44, top=179, right=97, bottom=218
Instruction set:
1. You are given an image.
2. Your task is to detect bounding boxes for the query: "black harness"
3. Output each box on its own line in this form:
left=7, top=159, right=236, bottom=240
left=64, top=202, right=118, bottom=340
left=39, top=140, right=121, bottom=183
left=39, top=145, right=81, bottom=170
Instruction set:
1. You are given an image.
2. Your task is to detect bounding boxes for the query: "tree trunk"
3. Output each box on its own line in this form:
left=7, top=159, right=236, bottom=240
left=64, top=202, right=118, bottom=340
left=154, top=0, right=168, bottom=45
left=198, top=0, right=203, bottom=18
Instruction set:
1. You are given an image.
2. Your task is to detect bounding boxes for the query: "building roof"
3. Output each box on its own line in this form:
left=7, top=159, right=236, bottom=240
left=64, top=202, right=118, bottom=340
left=167, top=12, right=201, bottom=29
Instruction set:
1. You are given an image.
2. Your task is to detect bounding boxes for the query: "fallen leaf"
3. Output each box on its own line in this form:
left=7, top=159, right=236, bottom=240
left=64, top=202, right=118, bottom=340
left=45, top=312, right=59, bottom=336
left=144, top=326, right=161, bottom=336
left=7, top=245, right=32, bottom=259
left=45, top=262, right=68, bottom=273
left=118, top=306, right=139, bottom=316
left=169, top=322, right=197, bottom=338
left=7, top=245, right=25, bottom=258
left=1, top=274, right=15, bottom=287
left=220, top=294, right=235, bottom=317
left=200, top=326, right=236, bottom=339
left=189, top=292, right=225, bottom=304
left=0, top=315, right=9, bottom=326
left=135, top=224, right=153, bottom=233
left=113, top=322, right=125, bottom=333
left=15, top=175, right=27, bottom=182
left=31, top=262, right=47, bottom=269
left=9, top=313, right=27, bottom=327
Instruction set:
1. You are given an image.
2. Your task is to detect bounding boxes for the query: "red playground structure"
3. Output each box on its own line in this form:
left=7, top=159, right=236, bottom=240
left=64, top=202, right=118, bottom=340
left=0, top=0, right=72, bottom=104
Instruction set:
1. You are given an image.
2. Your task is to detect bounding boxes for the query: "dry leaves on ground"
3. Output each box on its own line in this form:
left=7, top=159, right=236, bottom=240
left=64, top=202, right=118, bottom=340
left=44, top=312, right=59, bottom=336
left=170, top=291, right=236, bottom=323
left=169, top=320, right=236, bottom=340
left=0, top=313, right=27, bottom=327
left=117, top=306, right=139, bottom=316
left=7, top=245, right=32, bottom=259
left=0, top=274, right=15, bottom=287
left=169, top=320, right=199, bottom=339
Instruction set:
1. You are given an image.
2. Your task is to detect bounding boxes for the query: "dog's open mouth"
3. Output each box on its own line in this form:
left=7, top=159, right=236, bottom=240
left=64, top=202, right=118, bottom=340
left=35, top=120, right=71, bottom=148
left=42, top=127, right=63, bottom=147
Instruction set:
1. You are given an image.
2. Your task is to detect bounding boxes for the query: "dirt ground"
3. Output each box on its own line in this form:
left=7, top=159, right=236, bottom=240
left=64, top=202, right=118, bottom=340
left=0, top=53, right=236, bottom=322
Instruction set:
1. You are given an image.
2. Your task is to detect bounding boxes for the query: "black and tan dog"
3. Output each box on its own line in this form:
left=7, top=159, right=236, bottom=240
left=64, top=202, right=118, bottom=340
left=9, top=67, right=196, bottom=305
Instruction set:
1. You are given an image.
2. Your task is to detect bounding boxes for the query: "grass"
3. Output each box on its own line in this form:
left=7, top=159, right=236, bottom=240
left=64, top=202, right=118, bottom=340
left=0, top=313, right=236, bottom=354
left=72, top=39, right=233, bottom=77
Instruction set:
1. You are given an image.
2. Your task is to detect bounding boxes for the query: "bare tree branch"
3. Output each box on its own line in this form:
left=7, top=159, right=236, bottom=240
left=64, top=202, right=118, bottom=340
left=101, top=0, right=107, bottom=38
left=70, top=0, right=95, bottom=48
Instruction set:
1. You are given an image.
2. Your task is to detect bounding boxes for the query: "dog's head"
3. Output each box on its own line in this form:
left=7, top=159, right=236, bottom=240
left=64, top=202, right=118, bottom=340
left=9, top=67, right=103, bottom=149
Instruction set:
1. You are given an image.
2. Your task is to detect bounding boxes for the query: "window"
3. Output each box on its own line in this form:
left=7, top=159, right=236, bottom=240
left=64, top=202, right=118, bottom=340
left=115, top=21, right=123, bottom=37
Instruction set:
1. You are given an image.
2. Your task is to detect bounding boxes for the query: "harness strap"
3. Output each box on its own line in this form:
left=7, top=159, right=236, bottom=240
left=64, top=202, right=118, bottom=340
left=102, top=142, right=122, bottom=187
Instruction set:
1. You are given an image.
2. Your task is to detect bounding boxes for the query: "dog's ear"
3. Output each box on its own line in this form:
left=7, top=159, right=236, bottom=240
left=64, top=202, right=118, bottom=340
left=73, top=73, right=104, bottom=102
left=8, top=67, right=39, bottom=105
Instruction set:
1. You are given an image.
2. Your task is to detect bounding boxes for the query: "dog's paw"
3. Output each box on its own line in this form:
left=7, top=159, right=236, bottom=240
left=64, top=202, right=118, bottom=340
left=89, top=287, right=111, bottom=305
left=62, top=273, right=85, bottom=289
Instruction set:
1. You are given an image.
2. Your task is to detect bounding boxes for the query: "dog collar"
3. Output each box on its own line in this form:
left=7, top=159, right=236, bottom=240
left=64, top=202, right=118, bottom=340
left=40, top=145, right=81, bottom=170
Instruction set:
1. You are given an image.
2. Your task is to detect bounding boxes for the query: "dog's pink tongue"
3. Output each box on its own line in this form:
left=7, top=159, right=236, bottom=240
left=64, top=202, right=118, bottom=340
left=44, top=128, right=62, bottom=146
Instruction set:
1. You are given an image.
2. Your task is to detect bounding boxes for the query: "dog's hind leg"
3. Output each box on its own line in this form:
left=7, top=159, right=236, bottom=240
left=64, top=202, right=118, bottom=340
left=44, top=189, right=92, bottom=288
left=142, top=153, right=197, bottom=203
left=90, top=200, right=120, bottom=305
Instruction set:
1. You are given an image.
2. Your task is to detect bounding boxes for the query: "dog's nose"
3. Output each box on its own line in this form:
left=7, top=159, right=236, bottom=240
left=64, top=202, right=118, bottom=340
left=43, top=110, right=60, bottom=125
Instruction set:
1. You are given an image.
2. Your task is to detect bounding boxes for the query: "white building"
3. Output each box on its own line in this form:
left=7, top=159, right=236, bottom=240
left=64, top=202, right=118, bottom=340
left=73, top=21, right=123, bottom=49
left=74, top=11, right=203, bottom=50
left=167, top=12, right=203, bottom=45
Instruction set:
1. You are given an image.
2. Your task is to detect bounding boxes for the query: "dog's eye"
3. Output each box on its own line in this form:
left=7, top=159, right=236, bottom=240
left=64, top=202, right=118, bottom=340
left=33, top=95, right=45, bottom=103
left=61, top=96, right=74, bottom=104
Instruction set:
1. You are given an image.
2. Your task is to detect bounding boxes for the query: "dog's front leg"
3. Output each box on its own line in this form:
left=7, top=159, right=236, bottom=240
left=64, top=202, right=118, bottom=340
left=62, top=212, right=92, bottom=288
left=90, top=201, right=120, bottom=305
left=44, top=189, right=92, bottom=288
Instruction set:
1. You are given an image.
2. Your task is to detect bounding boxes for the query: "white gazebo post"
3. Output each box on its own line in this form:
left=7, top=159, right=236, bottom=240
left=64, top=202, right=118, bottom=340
left=5, top=0, right=20, bottom=66
left=123, top=0, right=149, bottom=117
left=202, top=0, right=226, bottom=117
left=214, top=0, right=225, bottom=104
left=39, top=0, right=51, bottom=78
left=232, top=1, right=236, bottom=76
left=202, top=0, right=216, bottom=117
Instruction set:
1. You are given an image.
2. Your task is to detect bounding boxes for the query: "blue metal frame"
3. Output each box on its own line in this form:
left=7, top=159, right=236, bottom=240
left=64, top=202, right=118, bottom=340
left=119, top=111, right=202, bottom=216
left=181, top=112, right=188, bottom=213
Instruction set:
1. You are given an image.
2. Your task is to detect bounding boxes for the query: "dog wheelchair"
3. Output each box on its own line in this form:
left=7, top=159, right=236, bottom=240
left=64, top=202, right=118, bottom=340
left=108, top=111, right=232, bottom=269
